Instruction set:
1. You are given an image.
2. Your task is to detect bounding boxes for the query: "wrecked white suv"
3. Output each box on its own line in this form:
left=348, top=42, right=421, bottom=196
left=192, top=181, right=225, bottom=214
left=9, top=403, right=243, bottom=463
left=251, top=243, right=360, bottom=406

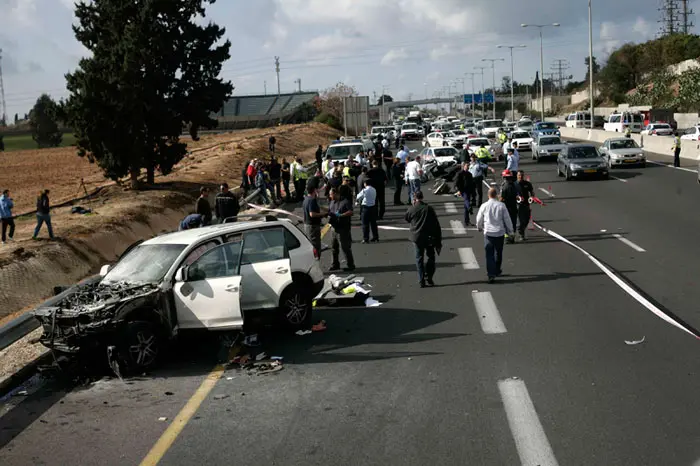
left=33, top=216, right=324, bottom=372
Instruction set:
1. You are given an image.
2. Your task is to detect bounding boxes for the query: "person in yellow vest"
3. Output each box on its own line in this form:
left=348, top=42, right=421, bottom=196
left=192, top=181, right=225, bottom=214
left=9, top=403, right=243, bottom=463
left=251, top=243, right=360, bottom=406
left=497, top=129, right=507, bottom=145
left=672, top=132, right=681, bottom=168
left=475, top=143, right=491, bottom=162
left=291, top=157, right=308, bottom=202
left=321, top=154, right=333, bottom=176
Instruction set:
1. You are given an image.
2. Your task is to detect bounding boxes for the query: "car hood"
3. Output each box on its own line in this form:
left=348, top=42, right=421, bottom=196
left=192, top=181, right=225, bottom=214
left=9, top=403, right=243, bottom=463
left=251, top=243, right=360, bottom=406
left=568, top=157, right=606, bottom=164
left=608, top=148, right=644, bottom=156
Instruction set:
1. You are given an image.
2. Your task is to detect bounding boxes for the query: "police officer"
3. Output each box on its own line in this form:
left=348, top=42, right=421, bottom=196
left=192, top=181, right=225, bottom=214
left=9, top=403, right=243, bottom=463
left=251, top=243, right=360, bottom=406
left=499, top=169, right=519, bottom=244
left=672, top=131, right=681, bottom=168
left=468, top=153, right=493, bottom=208
left=475, top=142, right=491, bottom=162
left=516, top=170, right=535, bottom=241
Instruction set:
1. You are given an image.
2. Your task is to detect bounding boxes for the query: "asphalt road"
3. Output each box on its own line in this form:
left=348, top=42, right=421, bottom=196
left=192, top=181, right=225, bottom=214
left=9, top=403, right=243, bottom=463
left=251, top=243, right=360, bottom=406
left=2, top=141, right=700, bottom=465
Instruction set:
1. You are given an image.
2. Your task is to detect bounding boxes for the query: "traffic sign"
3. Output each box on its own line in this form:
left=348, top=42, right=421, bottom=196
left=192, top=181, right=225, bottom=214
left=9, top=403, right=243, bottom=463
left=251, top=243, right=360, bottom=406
left=463, top=93, right=494, bottom=104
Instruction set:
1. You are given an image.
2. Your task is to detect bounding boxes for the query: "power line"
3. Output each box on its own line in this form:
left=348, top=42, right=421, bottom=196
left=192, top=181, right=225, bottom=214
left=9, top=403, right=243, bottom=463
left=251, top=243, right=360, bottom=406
left=657, top=0, right=694, bottom=36
left=550, top=59, right=571, bottom=95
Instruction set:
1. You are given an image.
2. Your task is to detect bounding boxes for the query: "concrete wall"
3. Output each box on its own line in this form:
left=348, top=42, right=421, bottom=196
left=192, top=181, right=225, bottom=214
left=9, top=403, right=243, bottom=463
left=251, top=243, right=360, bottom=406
left=559, top=126, right=699, bottom=161
left=530, top=95, right=571, bottom=113
left=571, top=87, right=601, bottom=105
left=673, top=113, right=699, bottom=130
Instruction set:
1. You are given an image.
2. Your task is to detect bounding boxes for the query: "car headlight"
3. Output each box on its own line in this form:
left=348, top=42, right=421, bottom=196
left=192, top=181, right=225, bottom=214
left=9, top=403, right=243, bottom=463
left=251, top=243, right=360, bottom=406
left=570, top=164, right=582, bottom=170
left=638, top=153, right=645, bottom=158
left=598, top=162, right=607, bottom=168
left=539, top=149, right=548, bottom=154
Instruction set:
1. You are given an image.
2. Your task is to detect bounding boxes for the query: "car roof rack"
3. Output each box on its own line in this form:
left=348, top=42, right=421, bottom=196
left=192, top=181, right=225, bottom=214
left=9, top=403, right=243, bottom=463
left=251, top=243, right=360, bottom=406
left=222, top=214, right=278, bottom=224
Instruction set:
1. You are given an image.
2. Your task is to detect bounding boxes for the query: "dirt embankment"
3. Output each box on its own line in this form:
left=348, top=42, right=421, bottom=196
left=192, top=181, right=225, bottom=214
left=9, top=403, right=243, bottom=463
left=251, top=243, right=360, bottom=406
left=0, top=122, right=341, bottom=322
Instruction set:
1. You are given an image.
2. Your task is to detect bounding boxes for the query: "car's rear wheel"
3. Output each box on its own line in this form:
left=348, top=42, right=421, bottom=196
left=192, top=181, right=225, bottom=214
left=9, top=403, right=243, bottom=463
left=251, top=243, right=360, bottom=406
left=280, top=285, right=312, bottom=329
left=118, top=320, right=162, bottom=373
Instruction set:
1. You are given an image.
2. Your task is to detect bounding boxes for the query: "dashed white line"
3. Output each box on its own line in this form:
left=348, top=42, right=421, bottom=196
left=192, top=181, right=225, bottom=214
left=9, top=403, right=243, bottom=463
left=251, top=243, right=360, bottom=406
left=538, top=187, right=555, bottom=197
left=471, top=291, right=506, bottom=334
left=458, top=247, right=479, bottom=270
left=445, top=202, right=458, bottom=214
left=647, top=159, right=698, bottom=173
left=612, top=233, right=646, bottom=252
left=483, top=179, right=493, bottom=189
left=498, top=378, right=560, bottom=466
left=450, top=219, right=467, bottom=235
left=610, top=175, right=628, bottom=183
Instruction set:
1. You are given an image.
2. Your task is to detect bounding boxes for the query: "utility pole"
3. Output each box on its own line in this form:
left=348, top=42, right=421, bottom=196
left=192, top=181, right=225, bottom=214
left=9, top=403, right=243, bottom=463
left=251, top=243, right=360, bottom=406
left=264, top=80, right=267, bottom=95
left=0, top=48, right=6, bottom=126
left=498, top=45, right=526, bottom=120
left=474, top=66, right=487, bottom=118
left=589, top=0, right=595, bottom=131
left=659, top=0, right=680, bottom=35
left=381, top=84, right=390, bottom=123
left=274, top=56, right=280, bottom=97
left=293, top=78, right=301, bottom=93
left=550, top=59, right=571, bottom=95
left=522, top=23, right=560, bottom=121
left=464, top=72, right=476, bottom=117
left=681, top=0, right=694, bottom=33
left=482, top=58, right=504, bottom=119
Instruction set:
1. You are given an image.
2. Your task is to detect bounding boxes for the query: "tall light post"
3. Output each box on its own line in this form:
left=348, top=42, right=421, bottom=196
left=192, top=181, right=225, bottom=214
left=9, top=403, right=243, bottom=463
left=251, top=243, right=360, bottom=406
left=474, top=66, right=487, bottom=118
left=521, top=22, right=560, bottom=121
left=381, top=84, right=390, bottom=123
left=588, top=0, right=595, bottom=130
left=497, top=44, right=526, bottom=120
left=423, top=82, right=428, bottom=100
left=482, top=58, right=504, bottom=119
left=464, top=72, right=476, bottom=116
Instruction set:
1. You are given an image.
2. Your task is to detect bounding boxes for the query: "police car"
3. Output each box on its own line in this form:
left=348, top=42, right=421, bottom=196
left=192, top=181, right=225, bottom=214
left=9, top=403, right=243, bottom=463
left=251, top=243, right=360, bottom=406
left=325, top=137, right=374, bottom=161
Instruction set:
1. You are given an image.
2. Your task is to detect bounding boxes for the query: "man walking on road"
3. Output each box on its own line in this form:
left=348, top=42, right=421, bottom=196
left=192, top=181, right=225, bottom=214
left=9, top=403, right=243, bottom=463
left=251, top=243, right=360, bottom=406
left=476, top=188, right=514, bottom=283
left=672, top=132, right=681, bottom=168
left=392, top=157, right=405, bottom=205
left=516, top=170, right=535, bottom=241
left=405, top=155, right=423, bottom=203
left=269, top=135, right=276, bottom=153
left=499, top=170, right=519, bottom=244
left=455, top=162, right=475, bottom=225
left=367, top=160, right=388, bottom=220
left=469, top=153, right=493, bottom=208
left=303, top=185, right=326, bottom=258
left=405, top=190, right=442, bottom=288
left=356, top=179, right=379, bottom=243
left=328, top=187, right=355, bottom=272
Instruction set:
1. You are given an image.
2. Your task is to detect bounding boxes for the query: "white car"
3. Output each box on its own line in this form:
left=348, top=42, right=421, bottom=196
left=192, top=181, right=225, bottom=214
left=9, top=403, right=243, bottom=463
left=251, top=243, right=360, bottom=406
left=480, top=119, right=503, bottom=138
left=681, top=126, right=700, bottom=141
left=641, top=123, right=673, bottom=136
left=509, top=130, right=534, bottom=151
left=420, top=146, right=459, bottom=166
left=516, top=119, right=534, bottom=132
left=599, top=138, right=646, bottom=168
left=325, top=138, right=374, bottom=161
left=425, top=132, right=451, bottom=147
left=401, top=123, right=424, bottom=140
left=466, top=137, right=502, bottom=160
left=531, top=134, right=567, bottom=162
left=33, top=217, right=325, bottom=371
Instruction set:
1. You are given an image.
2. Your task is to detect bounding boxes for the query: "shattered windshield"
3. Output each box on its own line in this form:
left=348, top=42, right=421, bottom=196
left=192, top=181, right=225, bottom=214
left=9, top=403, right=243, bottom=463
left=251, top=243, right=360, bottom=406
left=103, top=244, right=186, bottom=284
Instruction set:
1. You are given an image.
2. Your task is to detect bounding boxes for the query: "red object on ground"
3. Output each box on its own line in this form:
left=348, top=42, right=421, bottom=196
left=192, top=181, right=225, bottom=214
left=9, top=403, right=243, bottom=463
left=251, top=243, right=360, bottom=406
left=531, top=196, right=545, bottom=206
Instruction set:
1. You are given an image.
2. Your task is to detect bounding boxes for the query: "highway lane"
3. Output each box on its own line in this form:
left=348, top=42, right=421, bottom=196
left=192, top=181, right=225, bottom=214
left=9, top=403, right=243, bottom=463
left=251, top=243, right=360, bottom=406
left=2, top=143, right=700, bottom=465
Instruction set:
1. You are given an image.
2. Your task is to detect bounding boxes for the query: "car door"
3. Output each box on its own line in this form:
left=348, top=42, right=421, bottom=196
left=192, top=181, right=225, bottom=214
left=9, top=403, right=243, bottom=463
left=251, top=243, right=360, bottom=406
left=173, top=241, right=244, bottom=330
left=233, top=227, right=293, bottom=311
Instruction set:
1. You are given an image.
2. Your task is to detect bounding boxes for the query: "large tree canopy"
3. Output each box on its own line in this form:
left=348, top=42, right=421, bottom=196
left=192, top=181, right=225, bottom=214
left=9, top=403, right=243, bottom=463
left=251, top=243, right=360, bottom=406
left=65, top=0, right=233, bottom=188
left=30, top=94, right=64, bottom=148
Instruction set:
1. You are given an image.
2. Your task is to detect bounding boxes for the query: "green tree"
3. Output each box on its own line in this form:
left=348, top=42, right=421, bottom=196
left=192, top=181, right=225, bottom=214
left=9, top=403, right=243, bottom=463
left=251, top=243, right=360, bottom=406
left=30, top=94, right=63, bottom=148
left=377, top=94, right=393, bottom=105
left=584, top=56, right=600, bottom=77
left=13, top=113, right=18, bottom=124
left=314, top=82, right=358, bottom=129
left=65, top=0, right=233, bottom=188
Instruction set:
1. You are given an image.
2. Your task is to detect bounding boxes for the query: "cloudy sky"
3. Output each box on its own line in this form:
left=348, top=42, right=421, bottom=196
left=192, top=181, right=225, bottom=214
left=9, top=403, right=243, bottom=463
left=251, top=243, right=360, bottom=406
left=0, top=0, right=696, bottom=119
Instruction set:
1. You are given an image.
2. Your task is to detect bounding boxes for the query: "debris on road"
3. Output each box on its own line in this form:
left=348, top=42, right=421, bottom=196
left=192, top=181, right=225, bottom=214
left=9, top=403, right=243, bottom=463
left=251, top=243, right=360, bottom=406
left=164, top=391, right=174, bottom=396
left=295, top=330, right=312, bottom=336
left=625, top=336, right=646, bottom=345
left=15, top=390, right=28, bottom=396
left=255, top=352, right=268, bottom=361
left=311, top=321, right=327, bottom=332
left=365, top=297, right=382, bottom=307
left=314, top=274, right=378, bottom=307
left=213, top=394, right=230, bottom=400
left=158, top=417, right=168, bottom=422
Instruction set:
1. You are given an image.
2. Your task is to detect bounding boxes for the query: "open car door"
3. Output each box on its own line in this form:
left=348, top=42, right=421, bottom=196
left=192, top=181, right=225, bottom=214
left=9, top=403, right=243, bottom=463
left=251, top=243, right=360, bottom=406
left=173, top=241, right=244, bottom=330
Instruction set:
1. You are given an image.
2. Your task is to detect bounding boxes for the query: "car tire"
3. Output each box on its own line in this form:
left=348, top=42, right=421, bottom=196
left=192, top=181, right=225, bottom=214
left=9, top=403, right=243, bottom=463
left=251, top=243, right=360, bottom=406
left=118, top=320, right=162, bottom=373
left=280, top=284, right=312, bottom=330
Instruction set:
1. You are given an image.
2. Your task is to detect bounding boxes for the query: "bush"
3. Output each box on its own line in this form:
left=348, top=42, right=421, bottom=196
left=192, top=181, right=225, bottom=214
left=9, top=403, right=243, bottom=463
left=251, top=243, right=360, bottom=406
left=314, top=112, right=342, bottom=130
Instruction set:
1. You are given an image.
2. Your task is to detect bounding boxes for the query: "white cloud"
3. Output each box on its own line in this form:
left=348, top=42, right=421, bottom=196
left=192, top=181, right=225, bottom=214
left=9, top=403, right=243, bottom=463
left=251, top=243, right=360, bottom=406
left=599, top=21, right=622, bottom=55
left=2, top=0, right=37, bottom=26
left=300, top=31, right=361, bottom=56
left=632, top=17, right=653, bottom=38
left=381, top=48, right=408, bottom=66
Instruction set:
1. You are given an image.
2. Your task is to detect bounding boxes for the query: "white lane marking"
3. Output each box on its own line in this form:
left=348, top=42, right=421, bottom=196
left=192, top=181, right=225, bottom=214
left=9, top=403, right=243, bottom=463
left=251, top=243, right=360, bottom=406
left=377, top=225, right=477, bottom=232
left=483, top=179, right=492, bottom=189
left=445, top=202, right=458, bottom=214
left=499, top=378, right=560, bottom=466
left=610, top=175, right=627, bottom=183
left=471, top=291, right=506, bottom=334
left=458, top=247, right=479, bottom=270
left=647, top=159, right=698, bottom=173
left=450, top=219, right=467, bottom=235
left=612, top=233, right=646, bottom=252
left=538, top=187, right=555, bottom=197
left=534, top=221, right=700, bottom=340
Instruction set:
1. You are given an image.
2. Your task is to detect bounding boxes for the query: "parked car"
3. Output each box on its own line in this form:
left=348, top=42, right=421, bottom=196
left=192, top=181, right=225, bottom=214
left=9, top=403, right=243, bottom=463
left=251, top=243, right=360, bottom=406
left=33, top=217, right=325, bottom=372
left=556, top=143, right=609, bottom=180
left=681, top=126, right=700, bottom=141
left=641, top=123, right=673, bottom=136
left=516, top=119, right=534, bottom=132
left=466, top=137, right=501, bottom=161
left=531, top=134, right=566, bottom=162
left=419, top=146, right=460, bottom=166
left=599, top=138, right=646, bottom=168
left=510, top=130, right=534, bottom=151
left=565, top=111, right=591, bottom=129
left=480, top=119, right=503, bottom=138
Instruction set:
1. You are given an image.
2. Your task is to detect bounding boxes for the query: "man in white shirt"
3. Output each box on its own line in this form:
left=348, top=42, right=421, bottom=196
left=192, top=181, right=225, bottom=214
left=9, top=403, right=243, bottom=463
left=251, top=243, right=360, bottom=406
left=382, top=137, right=389, bottom=151
left=356, top=179, right=379, bottom=243
left=506, top=147, right=519, bottom=172
left=404, top=156, right=424, bottom=203
left=397, top=146, right=409, bottom=165
left=476, top=187, right=514, bottom=283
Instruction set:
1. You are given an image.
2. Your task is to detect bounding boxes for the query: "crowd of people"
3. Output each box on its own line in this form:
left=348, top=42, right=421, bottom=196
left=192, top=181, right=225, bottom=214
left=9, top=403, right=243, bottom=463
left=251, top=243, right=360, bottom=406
left=0, top=189, right=56, bottom=245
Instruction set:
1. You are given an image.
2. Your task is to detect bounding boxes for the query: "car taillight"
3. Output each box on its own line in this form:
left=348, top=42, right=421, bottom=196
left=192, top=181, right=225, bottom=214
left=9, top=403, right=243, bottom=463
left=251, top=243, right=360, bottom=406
left=313, top=247, right=319, bottom=260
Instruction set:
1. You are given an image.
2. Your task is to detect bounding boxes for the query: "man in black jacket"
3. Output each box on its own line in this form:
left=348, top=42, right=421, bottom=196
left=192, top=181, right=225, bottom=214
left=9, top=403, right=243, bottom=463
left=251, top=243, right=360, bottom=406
left=516, top=170, right=535, bottom=241
left=405, top=190, right=442, bottom=288
left=367, top=160, right=388, bottom=220
left=327, top=187, right=355, bottom=272
left=195, top=187, right=212, bottom=225
left=455, top=162, right=475, bottom=225
left=215, top=183, right=239, bottom=223
left=499, top=170, right=518, bottom=244
left=269, top=135, right=276, bottom=153
left=315, top=145, right=324, bottom=169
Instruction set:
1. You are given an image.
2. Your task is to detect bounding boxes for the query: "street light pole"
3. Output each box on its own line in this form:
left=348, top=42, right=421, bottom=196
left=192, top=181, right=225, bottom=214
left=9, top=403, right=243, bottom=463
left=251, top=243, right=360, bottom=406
left=482, top=58, right=504, bottom=119
left=498, top=45, right=526, bottom=120
left=464, top=72, right=476, bottom=116
left=474, top=66, right=487, bottom=118
left=522, top=23, right=560, bottom=121
left=588, top=0, right=595, bottom=130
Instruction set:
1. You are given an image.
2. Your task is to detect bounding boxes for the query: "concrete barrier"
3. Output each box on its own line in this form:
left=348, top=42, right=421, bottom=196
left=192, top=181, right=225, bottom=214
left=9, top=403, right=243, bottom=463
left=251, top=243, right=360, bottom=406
left=559, top=127, right=700, bottom=162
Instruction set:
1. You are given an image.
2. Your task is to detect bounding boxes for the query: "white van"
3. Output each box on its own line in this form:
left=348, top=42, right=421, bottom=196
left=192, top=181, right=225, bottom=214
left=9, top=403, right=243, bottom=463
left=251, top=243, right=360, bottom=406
left=565, top=112, right=591, bottom=129
left=604, top=111, right=644, bottom=133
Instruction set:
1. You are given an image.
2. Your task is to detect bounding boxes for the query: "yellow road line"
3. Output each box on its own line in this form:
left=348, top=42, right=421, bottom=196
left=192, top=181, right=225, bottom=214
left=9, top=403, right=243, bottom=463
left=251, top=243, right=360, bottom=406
left=139, top=345, right=240, bottom=466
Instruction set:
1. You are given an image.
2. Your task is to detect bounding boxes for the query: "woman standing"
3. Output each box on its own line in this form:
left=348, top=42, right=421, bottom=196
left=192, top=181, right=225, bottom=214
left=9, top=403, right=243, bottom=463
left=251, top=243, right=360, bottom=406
left=34, top=190, right=55, bottom=240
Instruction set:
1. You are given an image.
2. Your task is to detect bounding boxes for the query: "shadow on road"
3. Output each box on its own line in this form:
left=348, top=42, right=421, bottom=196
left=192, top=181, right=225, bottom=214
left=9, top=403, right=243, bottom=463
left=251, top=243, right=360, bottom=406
left=609, top=171, right=643, bottom=180
left=438, top=269, right=635, bottom=287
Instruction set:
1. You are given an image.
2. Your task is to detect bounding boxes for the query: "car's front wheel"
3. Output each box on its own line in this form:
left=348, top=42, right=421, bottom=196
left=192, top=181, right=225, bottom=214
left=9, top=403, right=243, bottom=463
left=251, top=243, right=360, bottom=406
left=280, top=285, right=312, bottom=330
left=118, top=320, right=162, bottom=373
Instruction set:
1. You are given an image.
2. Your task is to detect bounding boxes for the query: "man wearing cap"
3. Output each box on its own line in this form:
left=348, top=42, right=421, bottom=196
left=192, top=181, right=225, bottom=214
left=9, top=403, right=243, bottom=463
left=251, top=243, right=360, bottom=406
left=499, top=170, right=519, bottom=244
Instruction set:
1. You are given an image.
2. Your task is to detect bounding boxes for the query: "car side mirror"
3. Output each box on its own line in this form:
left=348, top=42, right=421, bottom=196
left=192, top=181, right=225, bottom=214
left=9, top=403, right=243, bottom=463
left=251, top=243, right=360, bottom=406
left=175, top=267, right=188, bottom=283
left=99, top=264, right=111, bottom=277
